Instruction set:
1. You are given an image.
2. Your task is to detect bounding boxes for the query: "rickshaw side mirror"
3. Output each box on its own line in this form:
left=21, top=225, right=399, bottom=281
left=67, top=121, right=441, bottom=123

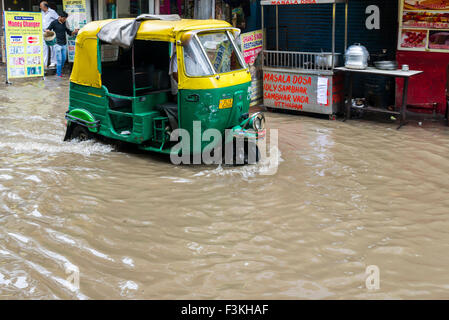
left=180, top=32, right=194, bottom=46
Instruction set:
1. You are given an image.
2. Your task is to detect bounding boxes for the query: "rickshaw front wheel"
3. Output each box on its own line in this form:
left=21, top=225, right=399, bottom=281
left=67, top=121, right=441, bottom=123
left=69, top=124, right=93, bottom=141
left=243, top=140, right=260, bottom=165
left=225, top=139, right=260, bottom=166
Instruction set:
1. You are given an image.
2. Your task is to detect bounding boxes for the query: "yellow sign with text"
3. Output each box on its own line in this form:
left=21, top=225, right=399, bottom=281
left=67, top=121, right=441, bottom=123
left=219, top=98, right=233, bottom=109
left=4, top=11, right=44, bottom=79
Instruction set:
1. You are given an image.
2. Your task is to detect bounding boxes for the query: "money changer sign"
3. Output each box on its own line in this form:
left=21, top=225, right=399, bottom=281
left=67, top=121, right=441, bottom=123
left=4, top=11, right=44, bottom=80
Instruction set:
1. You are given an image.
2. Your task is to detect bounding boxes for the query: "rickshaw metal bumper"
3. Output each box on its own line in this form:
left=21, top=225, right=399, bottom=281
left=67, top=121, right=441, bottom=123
left=230, top=112, right=266, bottom=141
left=230, top=127, right=266, bottom=140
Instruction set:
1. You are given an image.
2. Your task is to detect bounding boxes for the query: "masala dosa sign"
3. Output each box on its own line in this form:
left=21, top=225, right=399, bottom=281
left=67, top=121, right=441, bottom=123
left=4, top=11, right=44, bottom=80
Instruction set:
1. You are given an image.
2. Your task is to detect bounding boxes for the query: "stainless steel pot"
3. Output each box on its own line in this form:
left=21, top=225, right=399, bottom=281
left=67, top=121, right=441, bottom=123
left=344, top=43, right=370, bottom=69
left=316, top=53, right=341, bottom=69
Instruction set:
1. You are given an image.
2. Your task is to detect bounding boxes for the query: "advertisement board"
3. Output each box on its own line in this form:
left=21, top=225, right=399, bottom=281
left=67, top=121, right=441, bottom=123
left=263, top=71, right=327, bottom=112
left=263, top=70, right=344, bottom=115
left=398, top=0, right=449, bottom=52
left=4, top=11, right=44, bottom=80
left=63, top=0, right=88, bottom=62
left=241, top=30, right=263, bottom=106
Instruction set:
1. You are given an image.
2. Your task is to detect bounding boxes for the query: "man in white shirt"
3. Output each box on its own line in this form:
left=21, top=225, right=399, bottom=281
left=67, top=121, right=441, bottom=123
left=40, top=1, right=58, bottom=68
left=168, top=50, right=178, bottom=96
left=168, top=45, right=211, bottom=96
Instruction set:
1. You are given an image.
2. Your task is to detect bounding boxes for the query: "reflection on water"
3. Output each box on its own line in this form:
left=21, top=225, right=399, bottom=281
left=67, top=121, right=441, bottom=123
left=2, top=76, right=449, bottom=299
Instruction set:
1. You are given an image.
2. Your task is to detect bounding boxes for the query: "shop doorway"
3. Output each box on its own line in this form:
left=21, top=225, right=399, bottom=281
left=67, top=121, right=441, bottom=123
left=5, top=0, right=31, bottom=11
left=91, top=0, right=99, bottom=20
left=3, top=0, right=32, bottom=11
left=116, top=0, right=149, bottom=18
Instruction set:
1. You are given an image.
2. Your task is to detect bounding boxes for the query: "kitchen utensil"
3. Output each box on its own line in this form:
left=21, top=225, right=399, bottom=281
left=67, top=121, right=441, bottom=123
left=316, top=52, right=341, bottom=69
left=344, top=43, right=370, bottom=69
left=374, top=60, right=398, bottom=70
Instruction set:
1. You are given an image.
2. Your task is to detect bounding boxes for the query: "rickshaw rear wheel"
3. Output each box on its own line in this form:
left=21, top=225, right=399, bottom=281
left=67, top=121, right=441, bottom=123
left=70, top=125, right=93, bottom=141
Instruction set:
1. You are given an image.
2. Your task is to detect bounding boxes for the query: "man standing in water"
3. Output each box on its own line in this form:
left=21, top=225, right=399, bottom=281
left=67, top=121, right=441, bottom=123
left=40, top=1, right=58, bottom=69
left=46, top=12, right=79, bottom=77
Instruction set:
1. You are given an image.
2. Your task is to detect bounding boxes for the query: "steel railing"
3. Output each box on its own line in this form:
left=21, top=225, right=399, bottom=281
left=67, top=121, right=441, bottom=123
left=263, top=50, right=340, bottom=72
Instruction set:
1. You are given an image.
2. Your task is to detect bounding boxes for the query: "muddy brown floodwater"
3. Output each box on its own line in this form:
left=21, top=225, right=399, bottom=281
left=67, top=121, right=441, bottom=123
left=2, top=74, right=449, bottom=299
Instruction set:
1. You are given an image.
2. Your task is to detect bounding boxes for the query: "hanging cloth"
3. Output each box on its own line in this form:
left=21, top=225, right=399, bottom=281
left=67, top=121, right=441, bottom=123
left=97, top=14, right=181, bottom=48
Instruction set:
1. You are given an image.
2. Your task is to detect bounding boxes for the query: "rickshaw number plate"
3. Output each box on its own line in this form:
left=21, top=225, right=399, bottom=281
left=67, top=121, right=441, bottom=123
left=219, top=98, right=233, bottom=109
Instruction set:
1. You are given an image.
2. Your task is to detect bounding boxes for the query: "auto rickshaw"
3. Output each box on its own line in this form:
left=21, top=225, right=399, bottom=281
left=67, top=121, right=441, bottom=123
left=64, top=15, right=265, bottom=163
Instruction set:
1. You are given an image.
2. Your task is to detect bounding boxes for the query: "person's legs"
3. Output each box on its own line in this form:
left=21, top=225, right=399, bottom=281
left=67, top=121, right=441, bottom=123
left=60, top=45, right=67, bottom=75
left=43, top=43, right=49, bottom=67
left=50, top=45, right=56, bottom=66
left=54, top=44, right=62, bottom=76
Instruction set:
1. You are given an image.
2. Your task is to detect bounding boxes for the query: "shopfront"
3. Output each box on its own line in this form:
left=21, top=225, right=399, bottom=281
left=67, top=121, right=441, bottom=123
left=261, top=0, right=399, bottom=114
left=262, top=0, right=449, bottom=119
left=396, top=0, right=449, bottom=116
left=154, top=0, right=257, bottom=33
left=1, top=0, right=68, bottom=13
left=1, top=0, right=263, bottom=97
left=83, top=0, right=257, bottom=30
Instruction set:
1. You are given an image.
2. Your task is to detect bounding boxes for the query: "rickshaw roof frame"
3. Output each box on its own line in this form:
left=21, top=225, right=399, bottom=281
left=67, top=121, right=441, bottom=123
left=75, top=18, right=235, bottom=45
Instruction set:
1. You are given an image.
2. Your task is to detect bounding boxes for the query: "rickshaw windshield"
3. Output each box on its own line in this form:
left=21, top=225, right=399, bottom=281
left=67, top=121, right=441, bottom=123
left=184, top=31, right=245, bottom=77
left=183, top=37, right=214, bottom=77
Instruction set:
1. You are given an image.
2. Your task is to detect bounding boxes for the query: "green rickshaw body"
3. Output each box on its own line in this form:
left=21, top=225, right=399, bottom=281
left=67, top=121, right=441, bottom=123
left=66, top=18, right=265, bottom=156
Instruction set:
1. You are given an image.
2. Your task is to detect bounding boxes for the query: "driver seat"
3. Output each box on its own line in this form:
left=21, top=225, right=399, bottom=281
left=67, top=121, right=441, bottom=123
left=157, top=103, right=178, bottom=130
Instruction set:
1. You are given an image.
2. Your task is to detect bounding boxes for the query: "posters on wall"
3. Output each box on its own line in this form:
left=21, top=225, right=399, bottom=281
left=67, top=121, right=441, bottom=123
left=398, top=0, right=449, bottom=52
left=63, top=0, right=88, bottom=62
left=241, top=30, right=263, bottom=106
left=4, top=11, right=44, bottom=80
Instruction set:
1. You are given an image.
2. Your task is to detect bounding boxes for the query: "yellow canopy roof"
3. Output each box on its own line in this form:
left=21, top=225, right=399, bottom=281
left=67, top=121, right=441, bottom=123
left=76, top=18, right=232, bottom=44
left=71, top=18, right=233, bottom=88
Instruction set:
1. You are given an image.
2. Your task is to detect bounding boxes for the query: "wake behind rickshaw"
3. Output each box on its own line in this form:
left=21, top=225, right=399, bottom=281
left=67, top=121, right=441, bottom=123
left=64, top=15, right=265, bottom=164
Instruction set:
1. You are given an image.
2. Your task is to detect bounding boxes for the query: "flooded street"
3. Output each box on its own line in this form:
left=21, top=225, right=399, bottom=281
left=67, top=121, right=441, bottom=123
left=2, top=75, right=449, bottom=299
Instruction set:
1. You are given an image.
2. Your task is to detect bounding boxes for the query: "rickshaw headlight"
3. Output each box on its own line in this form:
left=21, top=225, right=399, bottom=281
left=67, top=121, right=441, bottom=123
left=252, top=114, right=265, bottom=131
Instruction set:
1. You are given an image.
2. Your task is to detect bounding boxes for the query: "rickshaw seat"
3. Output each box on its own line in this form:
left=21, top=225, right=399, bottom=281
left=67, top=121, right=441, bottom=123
left=157, top=103, right=178, bottom=130
left=109, top=96, right=132, bottom=113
